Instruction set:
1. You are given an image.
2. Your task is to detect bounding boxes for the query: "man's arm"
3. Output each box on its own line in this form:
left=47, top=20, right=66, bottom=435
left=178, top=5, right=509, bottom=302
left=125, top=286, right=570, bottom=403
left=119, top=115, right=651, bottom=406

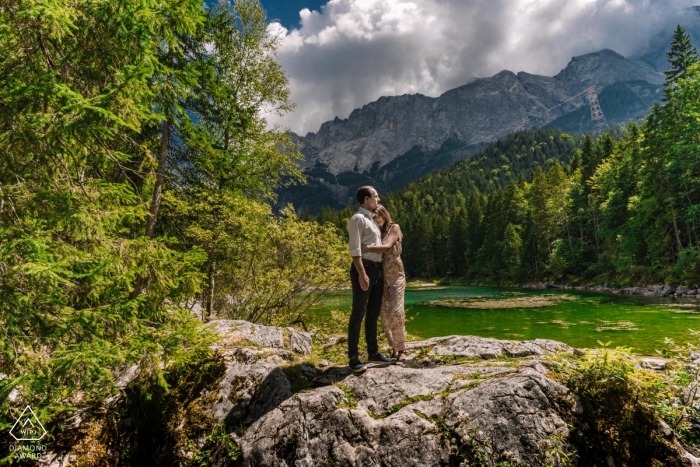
left=347, top=215, right=363, bottom=258
left=352, top=256, right=369, bottom=291
left=347, top=216, right=369, bottom=291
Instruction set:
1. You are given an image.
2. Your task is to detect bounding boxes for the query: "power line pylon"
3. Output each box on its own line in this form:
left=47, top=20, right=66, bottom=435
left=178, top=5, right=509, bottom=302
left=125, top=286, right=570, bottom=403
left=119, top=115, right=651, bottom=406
left=584, top=86, right=607, bottom=130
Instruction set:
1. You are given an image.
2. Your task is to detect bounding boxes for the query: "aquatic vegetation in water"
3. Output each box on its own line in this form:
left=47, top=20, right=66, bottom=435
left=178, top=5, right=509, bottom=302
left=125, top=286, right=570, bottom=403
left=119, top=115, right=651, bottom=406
left=668, top=304, right=700, bottom=314
left=550, top=320, right=575, bottom=328
left=595, top=321, right=639, bottom=332
left=427, top=294, right=578, bottom=310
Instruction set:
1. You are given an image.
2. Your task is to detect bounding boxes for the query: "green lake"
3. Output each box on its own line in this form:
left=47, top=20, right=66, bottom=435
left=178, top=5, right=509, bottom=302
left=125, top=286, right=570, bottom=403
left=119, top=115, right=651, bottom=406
left=309, top=286, right=700, bottom=355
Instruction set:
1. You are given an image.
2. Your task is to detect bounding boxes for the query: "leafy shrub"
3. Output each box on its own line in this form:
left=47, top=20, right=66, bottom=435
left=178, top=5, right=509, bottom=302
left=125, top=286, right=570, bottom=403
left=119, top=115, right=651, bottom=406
left=558, top=347, right=685, bottom=465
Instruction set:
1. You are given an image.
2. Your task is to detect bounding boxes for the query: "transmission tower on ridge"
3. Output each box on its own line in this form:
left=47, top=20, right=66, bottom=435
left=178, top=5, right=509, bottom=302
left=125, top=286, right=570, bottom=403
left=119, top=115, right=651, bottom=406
left=584, top=86, right=607, bottom=130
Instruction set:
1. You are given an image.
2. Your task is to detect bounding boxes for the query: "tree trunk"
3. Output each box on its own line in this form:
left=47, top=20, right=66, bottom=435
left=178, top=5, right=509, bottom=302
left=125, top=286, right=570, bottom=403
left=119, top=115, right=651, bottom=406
left=128, top=118, right=170, bottom=300
left=205, top=260, right=216, bottom=322
left=592, top=212, right=600, bottom=251
left=559, top=186, right=574, bottom=257
left=146, top=118, right=170, bottom=239
left=671, top=207, right=684, bottom=252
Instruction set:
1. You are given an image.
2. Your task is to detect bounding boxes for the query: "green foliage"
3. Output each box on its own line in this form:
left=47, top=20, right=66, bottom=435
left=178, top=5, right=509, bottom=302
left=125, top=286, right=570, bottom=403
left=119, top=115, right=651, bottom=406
left=558, top=348, right=678, bottom=465
left=169, top=191, right=346, bottom=326
left=0, top=0, right=215, bottom=426
left=0, top=0, right=346, bottom=439
left=334, top=383, right=357, bottom=409
left=189, top=422, right=241, bottom=464
left=657, top=330, right=700, bottom=445
left=537, top=433, right=575, bottom=467
left=379, top=393, right=437, bottom=418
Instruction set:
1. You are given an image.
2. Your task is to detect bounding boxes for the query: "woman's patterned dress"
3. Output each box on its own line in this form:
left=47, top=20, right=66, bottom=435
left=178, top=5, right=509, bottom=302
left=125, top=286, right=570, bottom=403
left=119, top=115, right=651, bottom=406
left=380, top=225, right=406, bottom=352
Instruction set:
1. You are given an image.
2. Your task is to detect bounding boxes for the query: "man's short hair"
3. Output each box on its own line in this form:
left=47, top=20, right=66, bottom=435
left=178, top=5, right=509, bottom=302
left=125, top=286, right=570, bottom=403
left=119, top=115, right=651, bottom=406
left=356, top=186, right=375, bottom=205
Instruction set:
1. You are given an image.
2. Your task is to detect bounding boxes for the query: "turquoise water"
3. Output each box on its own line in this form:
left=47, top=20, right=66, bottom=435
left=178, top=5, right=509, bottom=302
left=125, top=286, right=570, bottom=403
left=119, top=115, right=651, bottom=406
left=309, top=286, right=700, bottom=355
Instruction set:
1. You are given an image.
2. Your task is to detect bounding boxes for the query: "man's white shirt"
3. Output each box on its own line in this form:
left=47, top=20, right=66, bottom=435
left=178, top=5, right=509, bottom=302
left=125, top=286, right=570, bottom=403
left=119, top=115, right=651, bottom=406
left=347, top=207, right=383, bottom=262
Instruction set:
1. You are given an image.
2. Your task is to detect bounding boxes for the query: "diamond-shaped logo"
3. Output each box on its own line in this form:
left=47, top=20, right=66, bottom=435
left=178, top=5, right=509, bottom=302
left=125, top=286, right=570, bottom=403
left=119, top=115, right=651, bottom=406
left=9, top=406, right=46, bottom=441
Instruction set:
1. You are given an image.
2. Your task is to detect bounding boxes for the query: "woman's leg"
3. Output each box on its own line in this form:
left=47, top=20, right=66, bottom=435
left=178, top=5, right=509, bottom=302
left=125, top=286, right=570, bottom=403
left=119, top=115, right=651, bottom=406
left=381, top=280, right=405, bottom=356
left=391, top=281, right=406, bottom=353
left=379, top=288, right=395, bottom=351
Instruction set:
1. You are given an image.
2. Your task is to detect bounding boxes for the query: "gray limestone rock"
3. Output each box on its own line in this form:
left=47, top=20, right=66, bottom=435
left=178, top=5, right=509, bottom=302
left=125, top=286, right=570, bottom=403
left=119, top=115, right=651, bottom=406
left=640, top=358, right=668, bottom=371
left=620, top=287, right=645, bottom=294
left=662, top=284, right=677, bottom=296
left=208, top=320, right=312, bottom=355
left=287, top=50, right=664, bottom=209
left=234, top=365, right=570, bottom=466
left=405, top=335, right=573, bottom=359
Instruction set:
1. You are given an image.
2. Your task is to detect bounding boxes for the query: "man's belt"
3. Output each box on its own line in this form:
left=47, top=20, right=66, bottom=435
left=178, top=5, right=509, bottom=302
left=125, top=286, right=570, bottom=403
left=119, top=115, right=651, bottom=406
left=362, top=259, right=382, bottom=268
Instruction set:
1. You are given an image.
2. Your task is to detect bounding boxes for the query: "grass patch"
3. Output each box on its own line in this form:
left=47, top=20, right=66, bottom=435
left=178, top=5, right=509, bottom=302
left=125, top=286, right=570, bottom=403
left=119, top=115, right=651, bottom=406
left=451, top=372, right=482, bottom=382
left=382, top=393, right=438, bottom=418
left=334, top=383, right=357, bottom=409
left=410, top=347, right=483, bottom=365
left=438, top=354, right=483, bottom=365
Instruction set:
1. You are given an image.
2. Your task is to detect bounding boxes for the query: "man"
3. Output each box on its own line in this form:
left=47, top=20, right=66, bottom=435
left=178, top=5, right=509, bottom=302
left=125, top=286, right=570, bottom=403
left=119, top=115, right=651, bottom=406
left=347, top=186, right=394, bottom=373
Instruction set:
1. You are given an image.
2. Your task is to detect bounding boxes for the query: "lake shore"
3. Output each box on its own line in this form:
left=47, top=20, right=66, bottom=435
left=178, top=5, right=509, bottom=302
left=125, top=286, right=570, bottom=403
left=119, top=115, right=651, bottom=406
left=405, top=278, right=700, bottom=299
left=510, top=281, right=699, bottom=298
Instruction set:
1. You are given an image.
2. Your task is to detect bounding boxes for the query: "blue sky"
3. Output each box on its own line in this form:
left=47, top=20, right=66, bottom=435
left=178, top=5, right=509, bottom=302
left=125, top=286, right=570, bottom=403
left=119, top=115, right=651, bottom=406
left=261, top=0, right=327, bottom=29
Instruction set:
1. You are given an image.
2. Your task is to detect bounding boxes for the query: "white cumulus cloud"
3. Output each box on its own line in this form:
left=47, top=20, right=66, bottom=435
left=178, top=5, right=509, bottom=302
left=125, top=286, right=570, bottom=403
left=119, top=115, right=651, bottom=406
left=266, top=0, right=697, bottom=135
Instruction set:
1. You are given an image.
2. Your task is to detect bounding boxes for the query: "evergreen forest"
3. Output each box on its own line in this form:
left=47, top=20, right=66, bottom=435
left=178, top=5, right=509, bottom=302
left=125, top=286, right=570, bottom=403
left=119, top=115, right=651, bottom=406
left=318, top=26, right=700, bottom=287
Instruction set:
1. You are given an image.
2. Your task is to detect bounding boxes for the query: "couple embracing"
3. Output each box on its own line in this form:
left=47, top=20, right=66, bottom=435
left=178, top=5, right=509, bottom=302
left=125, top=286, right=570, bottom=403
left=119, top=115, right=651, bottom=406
left=346, top=186, right=406, bottom=373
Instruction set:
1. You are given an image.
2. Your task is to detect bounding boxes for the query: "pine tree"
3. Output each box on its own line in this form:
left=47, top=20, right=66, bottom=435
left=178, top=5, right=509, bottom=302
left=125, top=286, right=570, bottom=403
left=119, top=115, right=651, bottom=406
left=448, top=207, right=468, bottom=276
left=502, top=223, right=523, bottom=279
left=664, top=25, right=699, bottom=96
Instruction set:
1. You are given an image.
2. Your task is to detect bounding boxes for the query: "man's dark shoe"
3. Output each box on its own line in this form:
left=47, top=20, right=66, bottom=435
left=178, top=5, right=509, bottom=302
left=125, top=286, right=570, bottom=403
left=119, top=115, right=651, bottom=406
left=349, top=357, right=367, bottom=373
left=368, top=351, right=395, bottom=363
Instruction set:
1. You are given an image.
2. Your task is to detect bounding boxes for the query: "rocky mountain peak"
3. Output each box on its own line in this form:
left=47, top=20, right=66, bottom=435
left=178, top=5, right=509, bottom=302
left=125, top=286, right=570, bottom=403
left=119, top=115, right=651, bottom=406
left=282, top=49, right=664, bottom=212
left=555, top=48, right=663, bottom=88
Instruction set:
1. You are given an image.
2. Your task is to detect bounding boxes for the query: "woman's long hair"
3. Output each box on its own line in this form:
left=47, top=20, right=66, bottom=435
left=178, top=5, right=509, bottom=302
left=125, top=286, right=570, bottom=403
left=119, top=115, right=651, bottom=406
left=374, top=204, right=394, bottom=236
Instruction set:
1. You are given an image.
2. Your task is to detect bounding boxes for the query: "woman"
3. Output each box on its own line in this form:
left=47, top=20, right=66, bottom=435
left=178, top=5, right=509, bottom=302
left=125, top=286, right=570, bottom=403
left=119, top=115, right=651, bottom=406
left=362, top=205, right=406, bottom=365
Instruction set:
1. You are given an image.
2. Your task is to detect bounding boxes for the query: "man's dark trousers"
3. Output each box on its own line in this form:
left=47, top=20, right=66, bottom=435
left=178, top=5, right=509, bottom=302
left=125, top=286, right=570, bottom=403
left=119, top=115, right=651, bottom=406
left=348, top=262, right=384, bottom=358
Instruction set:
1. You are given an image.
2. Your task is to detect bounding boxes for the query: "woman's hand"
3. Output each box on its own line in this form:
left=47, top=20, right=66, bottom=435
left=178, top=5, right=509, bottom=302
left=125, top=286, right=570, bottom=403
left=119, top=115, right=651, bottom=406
left=361, top=244, right=375, bottom=252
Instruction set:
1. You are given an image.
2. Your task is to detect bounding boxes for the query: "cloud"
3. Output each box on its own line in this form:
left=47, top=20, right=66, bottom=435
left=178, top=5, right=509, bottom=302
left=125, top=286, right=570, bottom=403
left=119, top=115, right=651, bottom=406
left=266, top=0, right=696, bottom=134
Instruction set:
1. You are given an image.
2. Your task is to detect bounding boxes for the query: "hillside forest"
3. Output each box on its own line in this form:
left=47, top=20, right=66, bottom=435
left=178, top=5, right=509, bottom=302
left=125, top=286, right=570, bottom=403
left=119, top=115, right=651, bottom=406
left=317, top=26, right=700, bottom=287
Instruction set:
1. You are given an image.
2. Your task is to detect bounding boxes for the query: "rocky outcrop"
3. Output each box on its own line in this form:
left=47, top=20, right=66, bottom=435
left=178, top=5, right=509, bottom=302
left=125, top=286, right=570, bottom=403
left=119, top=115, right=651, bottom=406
left=236, top=365, right=570, bottom=466
left=37, top=321, right=700, bottom=467
left=515, top=281, right=700, bottom=298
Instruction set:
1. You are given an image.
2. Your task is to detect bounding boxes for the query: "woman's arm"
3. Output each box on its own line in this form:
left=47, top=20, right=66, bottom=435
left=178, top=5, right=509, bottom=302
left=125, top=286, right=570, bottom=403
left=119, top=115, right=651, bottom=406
left=362, top=225, right=401, bottom=253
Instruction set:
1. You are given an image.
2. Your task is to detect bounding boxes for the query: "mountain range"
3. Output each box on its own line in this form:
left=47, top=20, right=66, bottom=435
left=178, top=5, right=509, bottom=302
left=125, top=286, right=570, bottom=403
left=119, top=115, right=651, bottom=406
left=278, top=17, right=700, bottom=214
